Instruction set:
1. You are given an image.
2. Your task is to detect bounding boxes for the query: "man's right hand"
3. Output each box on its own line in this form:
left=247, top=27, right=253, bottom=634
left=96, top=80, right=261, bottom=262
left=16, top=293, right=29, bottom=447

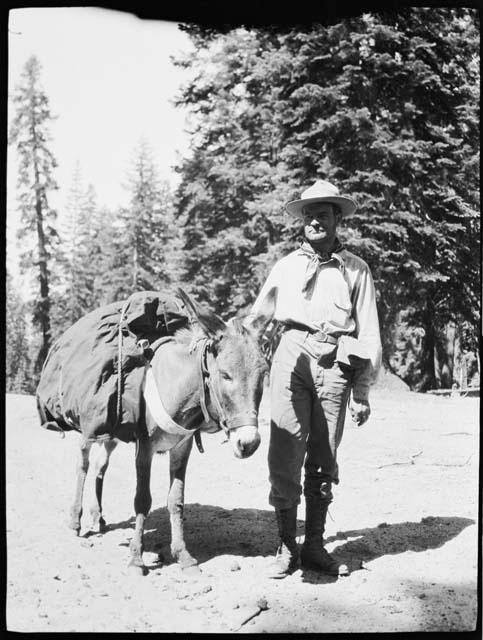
left=349, top=397, right=370, bottom=427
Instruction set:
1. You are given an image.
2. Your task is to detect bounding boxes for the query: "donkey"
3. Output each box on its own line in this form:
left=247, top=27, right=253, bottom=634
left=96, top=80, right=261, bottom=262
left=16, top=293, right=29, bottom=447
left=67, top=288, right=276, bottom=575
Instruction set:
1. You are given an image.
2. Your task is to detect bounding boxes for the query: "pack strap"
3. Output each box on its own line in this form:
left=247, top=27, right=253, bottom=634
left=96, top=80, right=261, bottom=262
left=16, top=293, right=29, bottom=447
left=116, top=295, right=169, bottom=428
left=144, top=366, right=194, bottom=438
left=144, top=339, right=205, bottom=454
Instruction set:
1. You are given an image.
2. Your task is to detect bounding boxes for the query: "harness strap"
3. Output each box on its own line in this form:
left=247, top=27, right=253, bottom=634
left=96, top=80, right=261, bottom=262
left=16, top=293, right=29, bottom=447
left=197, top=338, right=259, bottom=432
left=146, top=333, right=259, bottom=455
left=194, top=430, right=204, bottom=453
left=194, top=338, right=215, bottom=455
left=144, top=367, right=195, bottom=437
left=145, top=339, right=205, bottom=454
left=226, top=414, right=258, bottom=430
left=197, top=338, right=215, bottom=425
left=150, top=335, right=176, bottom=354
left=116, top=299, right=172, bottom=430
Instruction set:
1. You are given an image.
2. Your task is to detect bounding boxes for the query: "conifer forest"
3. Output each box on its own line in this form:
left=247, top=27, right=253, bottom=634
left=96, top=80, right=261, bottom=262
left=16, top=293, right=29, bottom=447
left=7, top=8, right=480, bottom=394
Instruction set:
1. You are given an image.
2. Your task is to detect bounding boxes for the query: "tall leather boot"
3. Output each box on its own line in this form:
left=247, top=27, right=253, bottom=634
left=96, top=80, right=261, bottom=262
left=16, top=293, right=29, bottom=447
left=301, top=496, right=348, bottom=576
left=266, top=506, right=299, bottom=579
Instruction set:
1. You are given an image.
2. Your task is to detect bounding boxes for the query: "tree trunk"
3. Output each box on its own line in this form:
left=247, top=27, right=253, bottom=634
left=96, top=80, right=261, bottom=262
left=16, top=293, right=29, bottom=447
left=379, top=302, right=398, bottom=371
left=434, top=322, right=455, bottom=388
left=133, top=243, right=138, bottom=290
left=30, top=100, right=52, bottom=374
left=34, top=186, right=51, bottom=373
left=414, top=300, right=437, bottom=392
left=459, top=356, right=468, bottom=390
left=32, top=118, right=51, bottom=374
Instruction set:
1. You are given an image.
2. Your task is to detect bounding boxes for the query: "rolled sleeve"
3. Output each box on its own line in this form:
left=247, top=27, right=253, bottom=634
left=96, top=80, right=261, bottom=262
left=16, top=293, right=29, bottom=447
left=351, top=265, right=382, bottom=396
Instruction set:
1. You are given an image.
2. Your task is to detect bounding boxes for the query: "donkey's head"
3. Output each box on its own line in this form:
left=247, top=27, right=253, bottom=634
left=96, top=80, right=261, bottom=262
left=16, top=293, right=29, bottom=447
left=176, top=287, right=277, bottom=459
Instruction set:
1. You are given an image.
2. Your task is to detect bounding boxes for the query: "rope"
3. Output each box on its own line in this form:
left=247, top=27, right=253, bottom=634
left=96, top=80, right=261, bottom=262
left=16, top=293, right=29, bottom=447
left=117, top=297, right=131, bottom=428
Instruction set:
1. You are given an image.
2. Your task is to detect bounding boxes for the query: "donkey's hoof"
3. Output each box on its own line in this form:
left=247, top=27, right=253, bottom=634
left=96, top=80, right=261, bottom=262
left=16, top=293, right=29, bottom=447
left=89, top=517, right=107, bottom=535
left=182, top=564, right=201, bottom=576
left=176, top=550, right=198, bottom=570
left=128, top=561, right=148, bottom=576
left=67, top=525, right=81, bottom=537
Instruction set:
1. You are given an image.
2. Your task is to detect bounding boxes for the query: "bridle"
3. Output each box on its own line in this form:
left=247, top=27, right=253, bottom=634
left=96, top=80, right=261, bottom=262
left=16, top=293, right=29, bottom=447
left=196, top=337, right=258, bottom=435
left=144, top=334, right=259, bottom=454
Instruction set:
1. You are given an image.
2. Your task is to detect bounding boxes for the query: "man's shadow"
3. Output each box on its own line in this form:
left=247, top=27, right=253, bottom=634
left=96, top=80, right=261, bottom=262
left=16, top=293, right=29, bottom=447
left=105, top=505, right=474, bottom=581
left=304, top=515, right=475, bottom=584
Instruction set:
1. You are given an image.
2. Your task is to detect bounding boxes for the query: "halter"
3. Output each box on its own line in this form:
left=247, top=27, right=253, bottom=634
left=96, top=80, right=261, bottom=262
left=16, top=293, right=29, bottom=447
left=145, top=335, right=258, bottom=454
left=196, top=337, right=259, bottom=434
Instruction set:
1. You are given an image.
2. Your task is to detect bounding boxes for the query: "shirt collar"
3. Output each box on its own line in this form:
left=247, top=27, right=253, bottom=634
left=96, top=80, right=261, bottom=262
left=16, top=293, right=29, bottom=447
left=297, top=239, right=346, bottom=266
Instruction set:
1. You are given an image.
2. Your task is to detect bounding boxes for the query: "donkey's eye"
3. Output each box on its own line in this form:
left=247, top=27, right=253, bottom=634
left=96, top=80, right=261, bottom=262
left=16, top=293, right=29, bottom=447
left=220, top=370, right=232, bottom=381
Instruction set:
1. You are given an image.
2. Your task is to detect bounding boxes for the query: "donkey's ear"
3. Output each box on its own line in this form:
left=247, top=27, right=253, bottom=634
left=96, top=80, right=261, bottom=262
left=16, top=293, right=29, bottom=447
left=245, top=286, right=278, bottom=340
left=176, top=287, right=227, bottom=338
left=226, top=316, right=245, bottom=335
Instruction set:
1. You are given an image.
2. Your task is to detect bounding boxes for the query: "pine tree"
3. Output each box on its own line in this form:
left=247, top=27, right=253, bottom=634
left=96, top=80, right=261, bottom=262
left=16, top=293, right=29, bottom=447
left=6, top=272, right=34, bottom=394
left=51, top=166, right=100, bottom=337
left=174, top=9, right=479, bottom=389
left=173, top=27, right=297, bottom=313
left=9, top=55, right=59, bottom=373
left=81, top=182, right=100, bottom=308
left=285, top=9, right=480, bottom=390
left=112, top=140, right=174, bottom=300
left=89, top=204, right=123, bottom=305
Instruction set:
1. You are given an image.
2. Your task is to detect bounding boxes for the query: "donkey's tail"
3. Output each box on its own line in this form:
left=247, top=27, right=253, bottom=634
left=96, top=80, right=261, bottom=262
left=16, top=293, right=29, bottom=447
left=41, top=421, right=66, bottom=438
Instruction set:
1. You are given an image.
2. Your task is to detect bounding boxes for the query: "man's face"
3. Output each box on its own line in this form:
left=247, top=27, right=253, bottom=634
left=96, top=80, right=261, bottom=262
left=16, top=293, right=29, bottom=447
left=302, top=202, right=338, bottom=245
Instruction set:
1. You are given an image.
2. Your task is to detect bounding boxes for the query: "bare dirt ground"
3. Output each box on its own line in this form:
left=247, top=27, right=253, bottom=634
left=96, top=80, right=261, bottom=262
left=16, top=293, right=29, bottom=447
left=6, top=385, right=480, bottom=633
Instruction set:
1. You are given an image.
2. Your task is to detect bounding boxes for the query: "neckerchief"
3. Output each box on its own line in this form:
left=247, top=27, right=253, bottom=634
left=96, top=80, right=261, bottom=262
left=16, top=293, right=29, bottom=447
left=297, top=239, right=344, bottom=298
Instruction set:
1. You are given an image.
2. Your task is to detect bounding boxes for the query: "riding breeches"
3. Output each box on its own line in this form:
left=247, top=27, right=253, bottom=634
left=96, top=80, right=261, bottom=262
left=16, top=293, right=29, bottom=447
left=268, top=328, right=352, bottom=510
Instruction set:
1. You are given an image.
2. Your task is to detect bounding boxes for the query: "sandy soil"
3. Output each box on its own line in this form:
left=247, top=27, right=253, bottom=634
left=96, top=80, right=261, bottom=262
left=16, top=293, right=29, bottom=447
left=6, top=387, right=480, bottom=633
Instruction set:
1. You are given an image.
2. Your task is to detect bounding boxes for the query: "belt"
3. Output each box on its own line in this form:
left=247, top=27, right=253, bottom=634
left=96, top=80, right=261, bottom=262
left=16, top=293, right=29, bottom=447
left=283, top=322, right=339, bottom=345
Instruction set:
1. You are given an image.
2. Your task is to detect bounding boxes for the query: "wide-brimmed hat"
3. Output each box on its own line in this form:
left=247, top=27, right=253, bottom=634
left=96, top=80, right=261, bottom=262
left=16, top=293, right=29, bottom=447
left=285, top=179, right=357, bottom=218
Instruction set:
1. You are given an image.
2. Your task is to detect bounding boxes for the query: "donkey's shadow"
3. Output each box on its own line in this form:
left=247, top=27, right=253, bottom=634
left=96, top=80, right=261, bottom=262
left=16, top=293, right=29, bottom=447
left=105, top=505, right=474, bottom=581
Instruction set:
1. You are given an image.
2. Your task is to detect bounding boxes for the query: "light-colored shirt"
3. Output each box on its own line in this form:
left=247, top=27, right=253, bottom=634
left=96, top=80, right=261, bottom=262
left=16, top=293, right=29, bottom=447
left=249, top=244, right=382, bottom=388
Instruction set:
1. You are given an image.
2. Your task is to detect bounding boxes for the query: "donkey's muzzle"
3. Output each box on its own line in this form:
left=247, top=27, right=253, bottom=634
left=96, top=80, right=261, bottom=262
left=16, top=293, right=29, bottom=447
left=230, top=424, right=261, bottom=459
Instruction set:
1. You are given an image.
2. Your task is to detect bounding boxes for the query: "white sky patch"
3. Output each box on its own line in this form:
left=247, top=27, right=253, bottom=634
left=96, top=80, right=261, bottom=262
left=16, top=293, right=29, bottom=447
left=7, top=6, right=194, bottom=256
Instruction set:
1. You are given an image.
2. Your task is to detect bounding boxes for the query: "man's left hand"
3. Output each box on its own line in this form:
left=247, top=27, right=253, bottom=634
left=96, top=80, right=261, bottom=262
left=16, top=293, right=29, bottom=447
left=349, top=397, right=371, bottom=427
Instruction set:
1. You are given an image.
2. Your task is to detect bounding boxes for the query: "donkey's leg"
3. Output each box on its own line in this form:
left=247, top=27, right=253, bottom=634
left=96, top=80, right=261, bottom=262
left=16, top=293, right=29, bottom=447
left=68, top=438, right=92, bottom=535
left=168, top=437, right=197, bottom=568
left=129, top=437, right=153, bottom=576
left=88, top=439, right=118, bottom=533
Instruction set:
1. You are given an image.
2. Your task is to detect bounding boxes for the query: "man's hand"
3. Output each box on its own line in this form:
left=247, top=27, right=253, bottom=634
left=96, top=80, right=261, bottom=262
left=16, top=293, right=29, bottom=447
left=349, top=397, right=371, bottom=427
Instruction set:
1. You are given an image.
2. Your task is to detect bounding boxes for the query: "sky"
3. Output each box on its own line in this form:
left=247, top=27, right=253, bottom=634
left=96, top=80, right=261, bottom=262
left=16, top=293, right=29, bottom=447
left=7, top=7, right=195, bottom=271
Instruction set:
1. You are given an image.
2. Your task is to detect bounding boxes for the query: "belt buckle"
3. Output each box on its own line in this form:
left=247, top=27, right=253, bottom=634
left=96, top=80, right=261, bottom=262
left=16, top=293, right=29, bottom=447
left=316, top=329, right=328, bottom=342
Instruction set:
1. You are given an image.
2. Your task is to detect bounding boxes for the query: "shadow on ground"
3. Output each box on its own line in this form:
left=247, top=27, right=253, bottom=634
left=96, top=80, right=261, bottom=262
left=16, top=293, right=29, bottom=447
left=303, top=515, right=475, bottom=584
left=104, top=505, right=474, bottom=579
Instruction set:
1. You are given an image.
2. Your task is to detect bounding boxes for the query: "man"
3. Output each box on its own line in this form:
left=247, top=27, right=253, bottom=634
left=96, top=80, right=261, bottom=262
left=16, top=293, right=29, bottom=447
left=248, top=179, right=382, bottom=578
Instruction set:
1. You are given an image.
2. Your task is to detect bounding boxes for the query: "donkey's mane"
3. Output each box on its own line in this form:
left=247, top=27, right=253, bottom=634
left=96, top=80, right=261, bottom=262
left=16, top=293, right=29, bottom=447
left=174, top=326, right=196, bottom=346
left=174, top=318, right=267, bottom=373
left=173, top=317, right=250, bottom=347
